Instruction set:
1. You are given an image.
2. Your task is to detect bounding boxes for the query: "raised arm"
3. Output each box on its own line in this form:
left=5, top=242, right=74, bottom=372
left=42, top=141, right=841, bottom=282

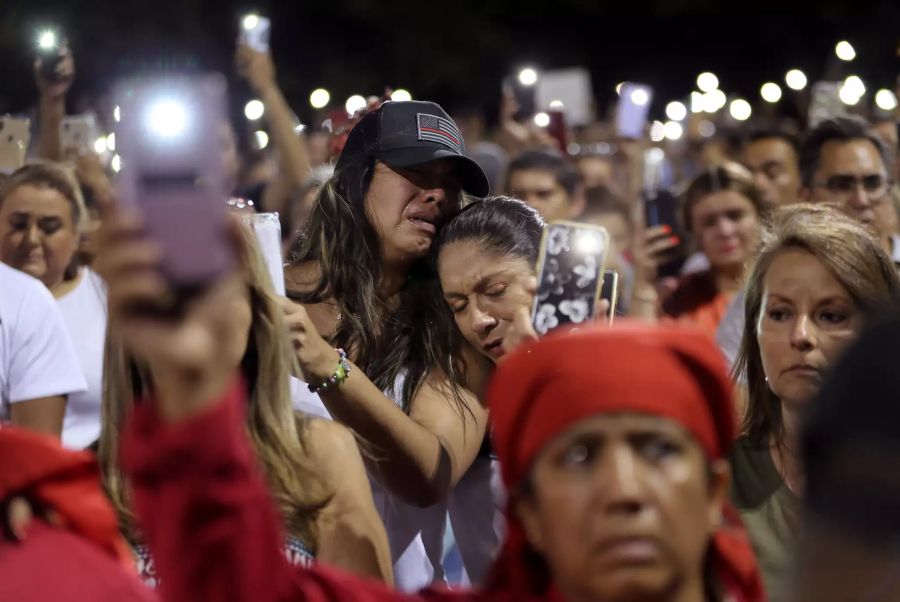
left=282, top=299, right=489, bottom=508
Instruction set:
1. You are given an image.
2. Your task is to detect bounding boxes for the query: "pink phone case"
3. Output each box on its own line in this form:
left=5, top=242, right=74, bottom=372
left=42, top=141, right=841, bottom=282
left=114, top=74, right=233, bottom=288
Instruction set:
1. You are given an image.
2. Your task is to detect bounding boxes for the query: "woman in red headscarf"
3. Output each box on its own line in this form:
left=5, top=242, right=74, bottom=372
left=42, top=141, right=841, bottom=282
left=106, top=191, right=763, bottom=600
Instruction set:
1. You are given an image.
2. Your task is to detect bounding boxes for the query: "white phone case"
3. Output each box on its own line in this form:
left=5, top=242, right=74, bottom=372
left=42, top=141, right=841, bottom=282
left=0, top=116, right=31, bottom=174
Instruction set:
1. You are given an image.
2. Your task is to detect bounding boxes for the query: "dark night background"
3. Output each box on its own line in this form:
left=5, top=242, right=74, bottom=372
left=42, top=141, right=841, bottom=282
left=1, top=0, right=898, bottom=128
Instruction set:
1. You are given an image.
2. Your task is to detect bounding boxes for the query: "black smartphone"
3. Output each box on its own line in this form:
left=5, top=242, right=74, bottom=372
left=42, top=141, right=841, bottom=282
left=641, top=148, right=686, bottom=278
left=36, top=31, right=66, bottom=82
left=600, top=269, right=619, bottom=323
left=532, top=221, right=610, bottom=336
left=502, top=74, right=537, bottom=121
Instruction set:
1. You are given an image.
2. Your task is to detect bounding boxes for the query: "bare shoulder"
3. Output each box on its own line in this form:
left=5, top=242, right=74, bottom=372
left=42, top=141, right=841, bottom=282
left=301, top=417, right=362, bottom=470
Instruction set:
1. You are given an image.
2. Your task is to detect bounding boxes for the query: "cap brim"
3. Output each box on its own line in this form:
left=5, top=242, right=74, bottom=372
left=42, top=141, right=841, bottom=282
left=376, top=147, right=490, bottom=198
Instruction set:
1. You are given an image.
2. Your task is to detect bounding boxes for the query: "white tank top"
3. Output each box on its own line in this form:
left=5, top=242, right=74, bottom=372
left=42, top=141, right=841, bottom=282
left=290, top=374, right=503, bottom=591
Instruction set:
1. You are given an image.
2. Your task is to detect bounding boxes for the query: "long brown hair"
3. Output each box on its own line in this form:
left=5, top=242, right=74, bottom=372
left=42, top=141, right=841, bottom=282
left=99, top=226, right=330, bottom=547
left=734, top=204, right=900, bottom=444
left=287, top=156, right=470, bottom=413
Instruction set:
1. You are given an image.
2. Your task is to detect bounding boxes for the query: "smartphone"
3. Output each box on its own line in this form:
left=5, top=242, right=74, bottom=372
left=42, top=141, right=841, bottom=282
left=240, top=15, right=271, bottom=53
left=531, top=221, right=610, bottom=336
left=0, top=116, right=31, bottom=174
left=114, top=73, right=233, bottom=294
left=616, top=83, right=653, bottom=139
left=36, top=33, right=66, bottom=82
left=502, top=75, right=537, bottom=121
left=641, top=148, right=685, bottom=278
left=546, top=107, right=568, bottom=154
left=60, top=115, right=98, bottom=156
left=808, top=82, right=844, bottom=128
left=600, top=269, right=619, bottom=323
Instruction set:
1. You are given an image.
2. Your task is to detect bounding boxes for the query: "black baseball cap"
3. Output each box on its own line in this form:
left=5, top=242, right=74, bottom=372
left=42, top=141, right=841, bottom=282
left=336, top=100, right=489, bottom=197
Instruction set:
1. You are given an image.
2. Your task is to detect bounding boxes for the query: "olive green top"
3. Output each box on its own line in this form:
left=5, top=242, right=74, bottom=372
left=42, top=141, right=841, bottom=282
left=730, top=436, right=801, bottom=602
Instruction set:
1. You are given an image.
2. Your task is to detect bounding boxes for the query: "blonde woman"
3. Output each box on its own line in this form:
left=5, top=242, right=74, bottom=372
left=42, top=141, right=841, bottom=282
left=96, top=221, right=392, bottom=586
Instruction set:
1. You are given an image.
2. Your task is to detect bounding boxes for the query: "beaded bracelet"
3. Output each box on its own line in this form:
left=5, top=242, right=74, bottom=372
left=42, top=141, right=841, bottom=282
left=308, top=348, right=352, bottom=394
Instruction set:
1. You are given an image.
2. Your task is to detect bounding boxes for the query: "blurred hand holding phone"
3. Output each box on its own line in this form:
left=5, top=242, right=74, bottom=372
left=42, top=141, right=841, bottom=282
left=531, top=221, right=610, bottom=335
left=616, top=83, right=653, bottom=140
left=114, top=74, right=233, bottom=301
left=0, top=117, right=31, bottom=174
left=239, top=14, right=271, bottom=53
left=640, top=147, right=684, bottom=279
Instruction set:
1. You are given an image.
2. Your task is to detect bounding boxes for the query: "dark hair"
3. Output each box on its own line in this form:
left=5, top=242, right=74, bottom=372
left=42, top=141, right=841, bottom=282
left=746, top=129, right=799, bottom=153
left=581, top=186, right=633, bottom=233
left=505, top=150, right=582, bottom=198
left=798, top=117, right=892, bottom=187
left=735, top=204, right=900, bottom=445
left=288, top=156, right=468, bottom=413
left=436, top=196, right=545, bottom=266
left=680, top=164, right=767, bottom=233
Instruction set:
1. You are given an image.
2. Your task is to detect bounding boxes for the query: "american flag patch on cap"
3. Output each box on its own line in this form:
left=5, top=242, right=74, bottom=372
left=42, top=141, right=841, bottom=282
left=417, top=113, right=463, bottom=154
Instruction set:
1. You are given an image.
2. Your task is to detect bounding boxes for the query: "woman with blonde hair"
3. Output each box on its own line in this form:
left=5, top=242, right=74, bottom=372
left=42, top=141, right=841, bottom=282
left=96, top=219, right=392, bottom=586
left=730, top=204, right=900, bottom=599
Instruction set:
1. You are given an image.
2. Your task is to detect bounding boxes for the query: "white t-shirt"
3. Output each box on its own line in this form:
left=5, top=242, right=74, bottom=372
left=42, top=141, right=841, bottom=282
left=0, top=262, right=86, bottom=418
left=291, top=374, right=502, bottom=591
left=56, top=268, right=108, bottom=449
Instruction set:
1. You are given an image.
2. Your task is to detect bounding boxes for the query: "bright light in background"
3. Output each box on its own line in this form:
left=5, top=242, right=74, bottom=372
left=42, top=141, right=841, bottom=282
left=729, top=98, right=752, bottom=121
left=254, top=130, right=269, bottom=149
left=309, top=88, right=330, bottom=109
left=702, top=90, right=726, bottom=113
left=345, top=95, right=366, bottom=115
left=294, top=123, right=306, bottom=134
left=242, top=14, right=260, bottom=30
left=93, top=137, right=107, bottom=154
left=518, top=68, right=538, bottom=86
left=575, top=231, right=604, bottom=255
left=615, top=82, right=624, bottom=95
left=760, top=82, right=782, bottom=103
left=533, top=112, right=550, bottom=127
left=549, top=100, right=565, bottom=110
left=698, top=120, right=716, bottom=138
left=145, top=99, right=188, bottom=138
left=697, top=72, right=719, bottom=93
left=111, top=155, right=122, bottom=173
left=630, top=87, right=650, bottom=106
left=665, top=101, right=687, bottom=121
left=113, top=105, right=121, bottom=122
left=664, top=121, right=683, bottom=141
left=37, top=30, right=58, bottom=50
left=839, top=75, right=865, bottom=105
left=650, top=121, right=666, bottom=142
left=690, top=91, right=704, bottom=113
left=106, top=133, right=116, bottom=151
left=244, top=99, right=265, bottom=121
left=835, top=40, right=856, bottom=62
left=875, top=89, right=898, bottom=111
left=391, top=89, right=412, bottom=102
left=785, top=69, right=808, bottom=91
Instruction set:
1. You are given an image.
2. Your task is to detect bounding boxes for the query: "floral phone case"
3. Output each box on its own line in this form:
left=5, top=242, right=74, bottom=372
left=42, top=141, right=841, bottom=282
left=531, top=221, right=610, bottom=336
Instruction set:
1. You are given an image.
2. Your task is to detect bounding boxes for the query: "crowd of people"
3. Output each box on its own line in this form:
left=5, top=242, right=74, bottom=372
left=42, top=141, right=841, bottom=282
left=2, top=23, right=900, bottom=602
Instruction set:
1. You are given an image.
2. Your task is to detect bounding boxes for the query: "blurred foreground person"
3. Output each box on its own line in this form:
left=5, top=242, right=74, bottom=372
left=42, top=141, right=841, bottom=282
left=0, top=426, right=154, bottom=601
left=117, top=298, right=765, bottom=601
left=731, top=205, right=900, bottom=600
left=94, top=202, right=392, bottom=585
left=794, top=310, right=900, bottom=602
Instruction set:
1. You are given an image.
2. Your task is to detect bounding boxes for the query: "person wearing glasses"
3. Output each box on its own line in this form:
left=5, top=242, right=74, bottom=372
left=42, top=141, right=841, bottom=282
left=798, top=116, right=898, bottom=265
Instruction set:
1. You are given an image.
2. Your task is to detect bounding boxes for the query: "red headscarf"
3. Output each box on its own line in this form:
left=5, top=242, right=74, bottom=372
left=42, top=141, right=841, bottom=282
left=0, top=427, right=134, bottom=569
left=485, top=322, right=765, bottom=602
